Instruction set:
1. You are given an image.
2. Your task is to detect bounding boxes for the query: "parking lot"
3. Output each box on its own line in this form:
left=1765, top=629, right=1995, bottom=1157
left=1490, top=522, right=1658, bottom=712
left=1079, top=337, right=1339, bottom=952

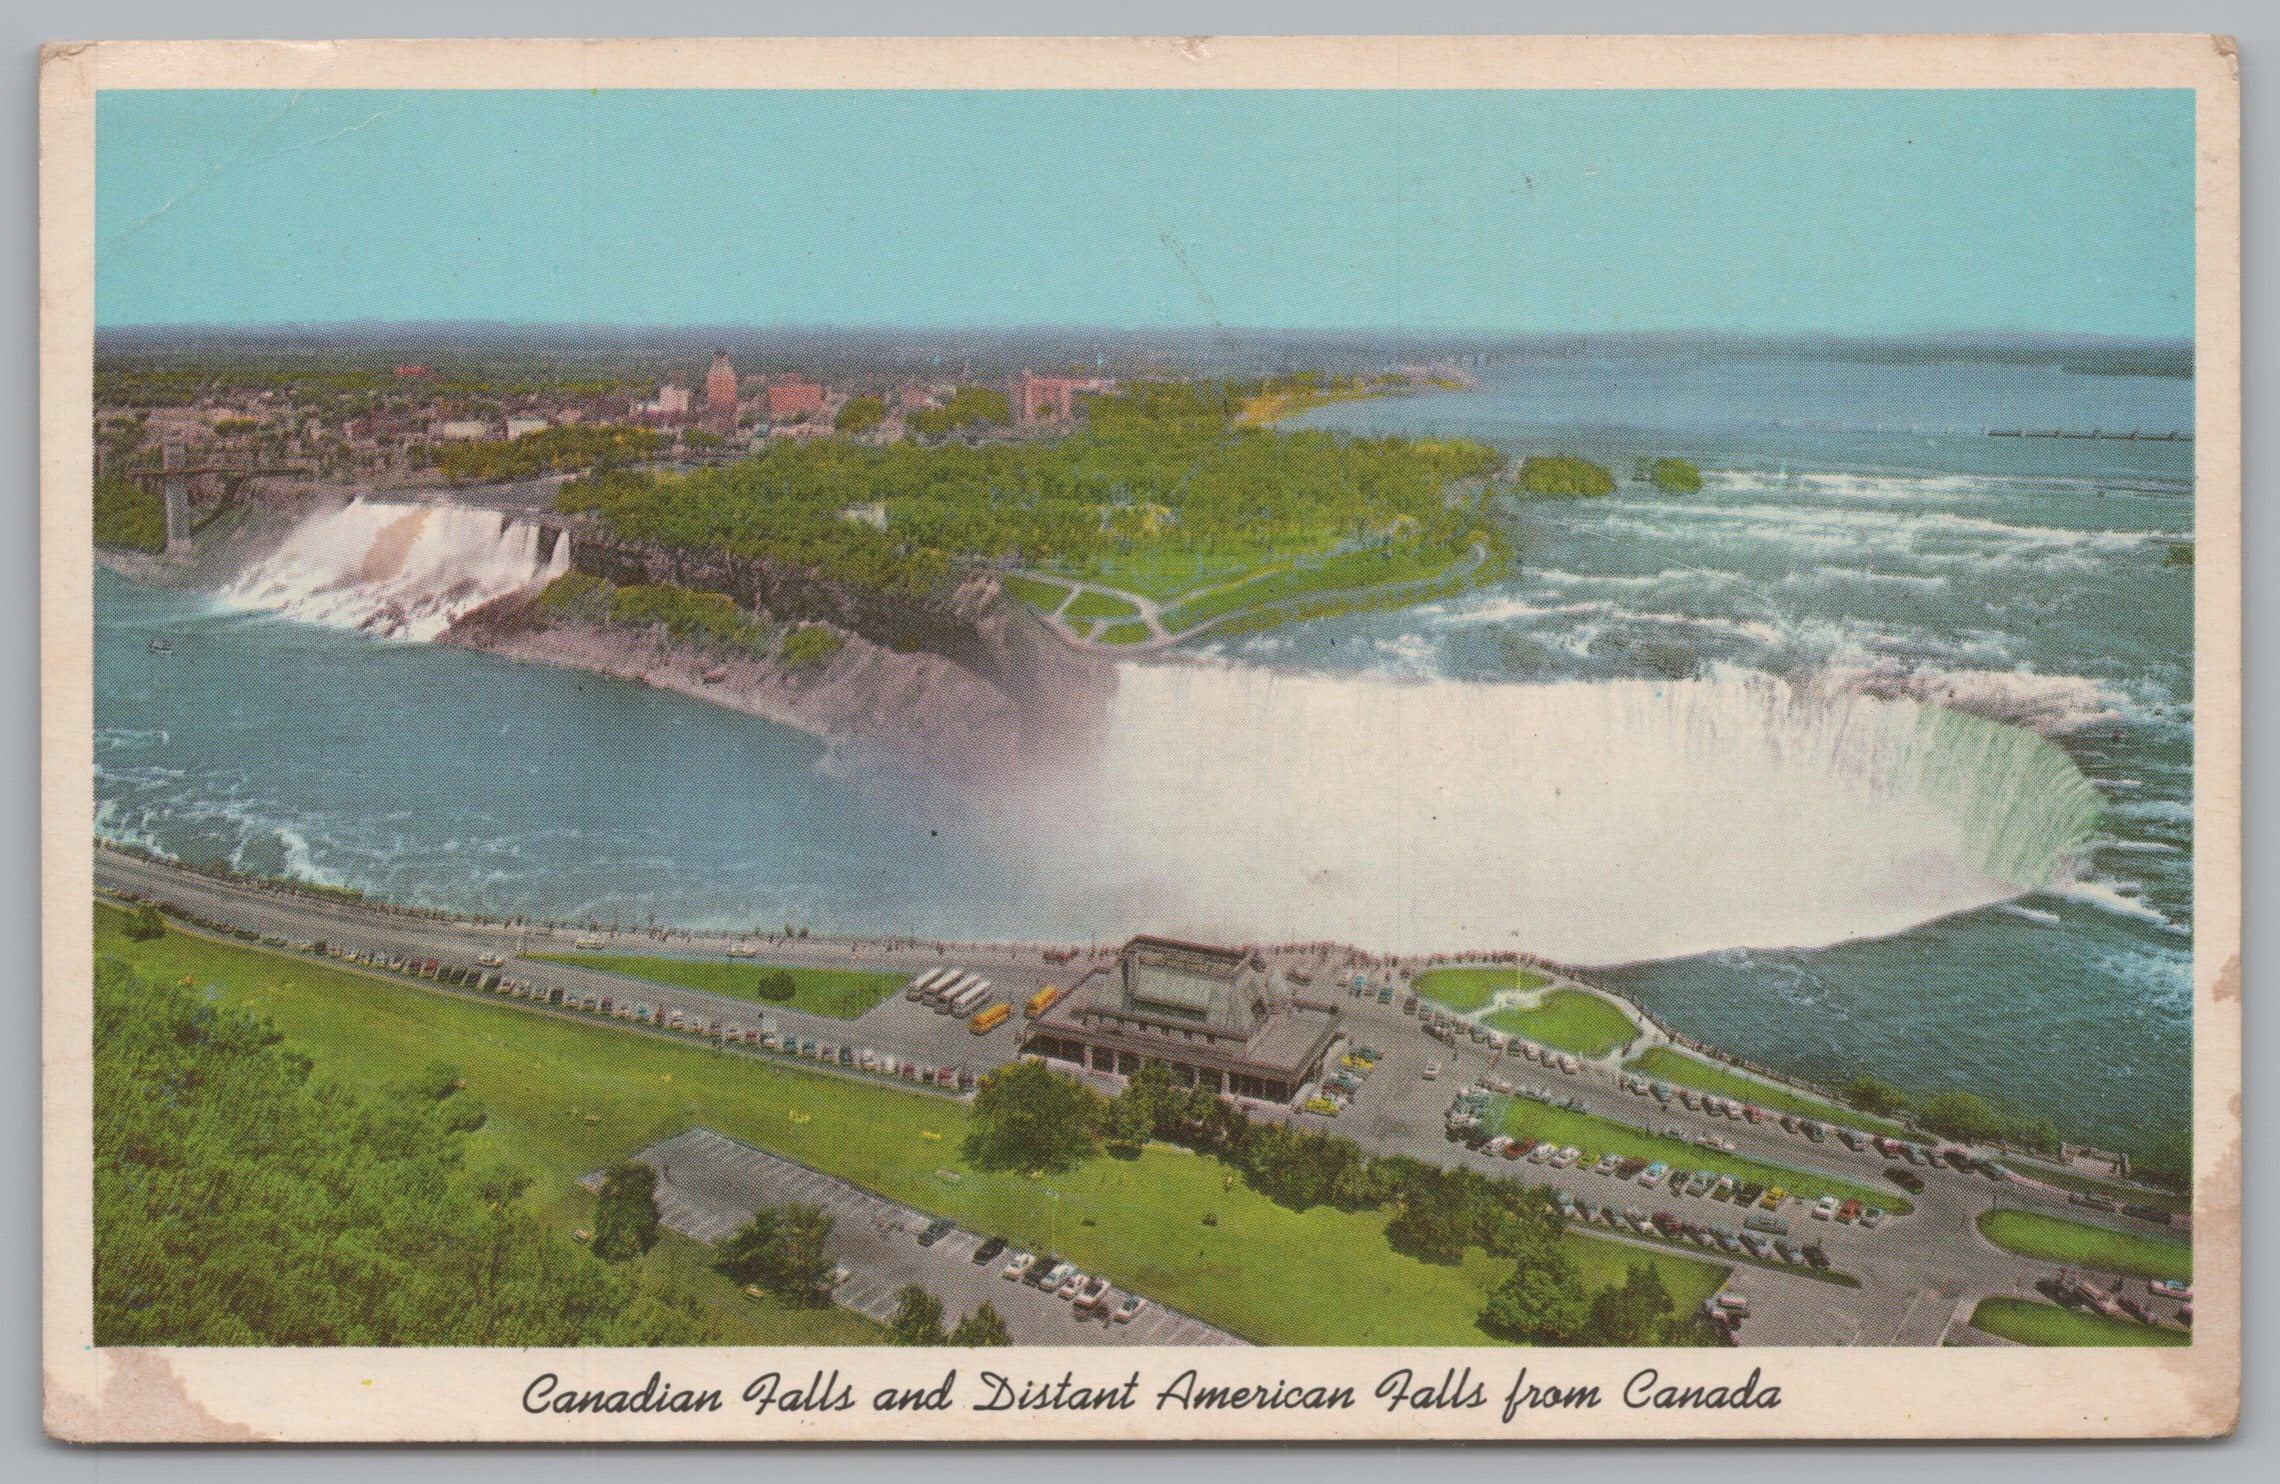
left=604, top=1126, right=1244, bottom=1347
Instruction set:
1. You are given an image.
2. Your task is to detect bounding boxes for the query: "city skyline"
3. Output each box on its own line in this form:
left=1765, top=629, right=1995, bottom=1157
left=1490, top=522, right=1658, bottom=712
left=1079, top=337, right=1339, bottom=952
left=97, top=88, right=2195, bottom=339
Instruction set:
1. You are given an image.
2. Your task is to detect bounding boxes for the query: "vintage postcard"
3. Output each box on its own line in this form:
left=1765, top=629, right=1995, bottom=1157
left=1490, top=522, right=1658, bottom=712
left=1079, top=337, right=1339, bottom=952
left=40, top=34, right=2240, bottom=1442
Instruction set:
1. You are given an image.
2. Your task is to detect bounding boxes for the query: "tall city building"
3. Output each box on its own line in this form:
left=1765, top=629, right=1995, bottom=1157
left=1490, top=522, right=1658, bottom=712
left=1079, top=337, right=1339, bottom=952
left=705, top=350, right=739, bottom=413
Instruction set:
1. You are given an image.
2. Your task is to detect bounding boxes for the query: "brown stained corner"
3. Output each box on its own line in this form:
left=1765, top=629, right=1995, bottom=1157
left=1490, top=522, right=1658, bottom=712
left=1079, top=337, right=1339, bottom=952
left=45, top=1351, right=269, bottom=1443
left=2211, top=952, right=2240, bottom=1002
left=1173, top=36, right=1213, bottom=64
left=2213, top=34, right=2238, bottom=64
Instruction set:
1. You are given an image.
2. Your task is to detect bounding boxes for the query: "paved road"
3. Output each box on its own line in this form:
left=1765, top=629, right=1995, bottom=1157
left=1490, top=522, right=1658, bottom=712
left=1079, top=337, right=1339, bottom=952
left=97, top=849, right=2190, bottom=1348
left=598, top=1127, right=1244, bottom=1347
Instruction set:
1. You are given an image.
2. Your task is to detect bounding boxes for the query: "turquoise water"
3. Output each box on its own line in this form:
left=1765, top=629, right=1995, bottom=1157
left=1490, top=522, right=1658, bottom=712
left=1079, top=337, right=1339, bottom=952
left=93, top=349, right=2196, bottom=1148
left=1263, top=352, right=2195, bottom=1150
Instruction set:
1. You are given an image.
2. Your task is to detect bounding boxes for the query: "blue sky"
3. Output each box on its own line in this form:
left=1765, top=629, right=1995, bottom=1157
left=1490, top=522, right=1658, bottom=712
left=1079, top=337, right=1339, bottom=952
left=95, top=89, right=2195, bottom=337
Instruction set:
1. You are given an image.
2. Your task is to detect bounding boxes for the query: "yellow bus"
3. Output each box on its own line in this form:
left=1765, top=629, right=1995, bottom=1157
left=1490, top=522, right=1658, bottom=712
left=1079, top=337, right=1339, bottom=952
left=1023, top=984, right=1063, bottom=1020
left=969, top=1000, right=1012, bottom=1034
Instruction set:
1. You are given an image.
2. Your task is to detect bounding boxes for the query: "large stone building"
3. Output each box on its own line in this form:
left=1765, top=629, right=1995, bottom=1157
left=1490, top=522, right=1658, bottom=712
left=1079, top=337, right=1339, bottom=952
left=705, top=350, right=739, bottom=413
left=1023, top=936, right=1340, bottom=1105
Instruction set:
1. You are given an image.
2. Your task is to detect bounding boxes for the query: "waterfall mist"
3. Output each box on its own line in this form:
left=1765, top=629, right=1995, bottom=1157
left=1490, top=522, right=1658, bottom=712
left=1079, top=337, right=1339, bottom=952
left=1029, top=662, right=2102, bottom=964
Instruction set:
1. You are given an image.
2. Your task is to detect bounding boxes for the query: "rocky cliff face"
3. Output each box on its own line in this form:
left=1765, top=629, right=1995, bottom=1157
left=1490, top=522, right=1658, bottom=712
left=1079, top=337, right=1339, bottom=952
left=562, top=529, right=1116, bottom=757
left=445, top=530, right=1117, bottom=785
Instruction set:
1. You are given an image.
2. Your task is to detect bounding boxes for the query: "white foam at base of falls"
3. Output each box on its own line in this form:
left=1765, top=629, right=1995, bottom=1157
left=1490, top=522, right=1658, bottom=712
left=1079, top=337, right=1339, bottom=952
left=1044, top=662, right=2101, bottom=964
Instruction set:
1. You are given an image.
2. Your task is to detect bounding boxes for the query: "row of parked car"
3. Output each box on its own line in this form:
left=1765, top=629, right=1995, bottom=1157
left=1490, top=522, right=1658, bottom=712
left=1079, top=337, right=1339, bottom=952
left=986, top=1239, right=1150, bottom=1325
left=1552, top=1185, right=1837, bottom=1270
left=2046, top=1267, right=2193, bottom=1329
left=1302, top=1045, right=1382, bottom=1116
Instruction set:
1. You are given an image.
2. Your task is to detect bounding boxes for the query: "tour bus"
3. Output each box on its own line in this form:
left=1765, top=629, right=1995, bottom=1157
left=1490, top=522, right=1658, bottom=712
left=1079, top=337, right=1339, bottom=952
left=927, top=972, right=972, bottom=1008
left=908, top=966, right=949, bottom=1001
left=1024, top=984, right=1063, bottom=1020
left=970, top=1001, right=1012, bottom=1034
left=951, top=980, right=992, bottom=1016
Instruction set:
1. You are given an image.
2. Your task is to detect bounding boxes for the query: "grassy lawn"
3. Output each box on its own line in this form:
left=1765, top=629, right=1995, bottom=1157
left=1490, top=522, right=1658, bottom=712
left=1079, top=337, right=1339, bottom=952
left=1482, top=990, right=1637, bottom=1057
left=1970, top=1297, right=2189, bottom=1348
left=1097, top=621, right=1151, bottom=645
left=1622, top=1048, right=1909, bottom=1139
left=1497, top=1098, right=1910, bottom=1214
left=1975, top=1209, right=2192, bottom=1281
left=1074, top=543, right=1286, bottom=602
left=1000, top=574, right=1071, bottom=611
left=1063, top=589, right=1141, bottom=622
left=99, top=911, right=1725, bottom=1347
left=529, top=952, right=902, bottom=1019
left=96, top=907, right=883, bottom=1346
left=1414, top=964, right=1551, bottom=1013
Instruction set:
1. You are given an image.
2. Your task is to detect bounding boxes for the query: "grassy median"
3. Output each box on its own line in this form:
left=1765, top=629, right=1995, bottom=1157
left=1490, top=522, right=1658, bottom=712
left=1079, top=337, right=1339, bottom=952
left=1975, top=1208, right=2191, bottom=1281
left=528, top=952, right=903, bottom=1019
left=1969, top=1296, right=2188, bottom=1348
left=1482, top=990, right=1638, bottom=1058
left=99, top=907, right=1726, bottom=1347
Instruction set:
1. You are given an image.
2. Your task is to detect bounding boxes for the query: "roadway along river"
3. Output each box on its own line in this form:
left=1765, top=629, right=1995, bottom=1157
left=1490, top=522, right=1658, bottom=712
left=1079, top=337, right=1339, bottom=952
left=95, top=848, right=2188, bottom=1348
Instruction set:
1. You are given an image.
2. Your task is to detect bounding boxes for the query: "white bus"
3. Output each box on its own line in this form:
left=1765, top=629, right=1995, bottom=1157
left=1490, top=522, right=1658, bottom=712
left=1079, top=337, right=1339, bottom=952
left=951, top=980, right=992, bottom=1016
left=930, top=971, right=973, bottom=1008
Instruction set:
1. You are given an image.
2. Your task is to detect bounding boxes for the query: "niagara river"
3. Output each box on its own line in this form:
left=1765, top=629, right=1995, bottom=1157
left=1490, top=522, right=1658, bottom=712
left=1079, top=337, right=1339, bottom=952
left=91, top=348, right=2195, bottom=1148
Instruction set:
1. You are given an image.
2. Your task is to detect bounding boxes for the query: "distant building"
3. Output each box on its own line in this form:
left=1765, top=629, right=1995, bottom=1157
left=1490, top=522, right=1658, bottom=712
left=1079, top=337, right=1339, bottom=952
left=434, top=419, right=494, bottom=441
left=1023, top=936, right=1341, bottom=1105
left=393, top=364, right=431, bottom=380
left=705, top=349, right=739, bottom=413
left=1017, top=371, right=1114, bottom=424
left=504, top=417, right=551, bottom=440
left=767, top=378, right=827, bottom=421
left=839, top=501, right=888, bottom=531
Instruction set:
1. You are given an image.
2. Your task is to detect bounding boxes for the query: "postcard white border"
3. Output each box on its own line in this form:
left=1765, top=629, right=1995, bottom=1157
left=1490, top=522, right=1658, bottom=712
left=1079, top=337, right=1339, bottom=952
left=39, top=33, right=2242, bottom=1442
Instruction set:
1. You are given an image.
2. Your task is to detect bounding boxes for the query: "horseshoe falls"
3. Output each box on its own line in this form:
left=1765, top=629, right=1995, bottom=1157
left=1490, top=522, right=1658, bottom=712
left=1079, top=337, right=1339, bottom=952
left=1069, top=664, right=2100, bottom=965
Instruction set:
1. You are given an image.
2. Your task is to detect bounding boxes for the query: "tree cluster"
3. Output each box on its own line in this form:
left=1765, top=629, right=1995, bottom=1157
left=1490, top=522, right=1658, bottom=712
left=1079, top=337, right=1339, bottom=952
left=92, top=956, right=714, bottom=1346
left=713, top=1203, right=837, bottom=1307
left=554, top=391, right=1501, bottom=602
left=1513, top=456, right=1617, bottom=498
left=886, top=1285, right=1011, bottom=1346
left=437, top=423, right=667, bottom=486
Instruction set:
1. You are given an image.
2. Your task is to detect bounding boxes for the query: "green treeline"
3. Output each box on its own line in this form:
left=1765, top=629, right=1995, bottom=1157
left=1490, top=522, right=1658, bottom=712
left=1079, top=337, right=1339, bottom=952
left=94, top=476, right=168, bottom=551
left=437, top=423, right=667, bottom=486
left=92, top=956, right=719, bottom=1345
left=536, top=571, right=775, bottom=653
left=555, top=384, right=1503, bottom=600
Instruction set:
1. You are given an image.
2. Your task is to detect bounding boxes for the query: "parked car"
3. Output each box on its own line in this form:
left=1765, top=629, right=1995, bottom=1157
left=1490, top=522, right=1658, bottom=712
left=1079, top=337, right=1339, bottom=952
left=1074, top=1276, right=1112, bottom=1311
left=1812, top=1195, right=1841, bottom=1220
left=1591, top=1153, right=1622, bottom=1176
left=972, top=1235, right=1008, bottom=1265
left=1757, top=1186, right=1787, bottom=1210
left=2150, top=1279, right=2193, bottom=1301
left=1055, top=1270, right=1088, bottom=1300
left=1112, top=1294, right=1149, bottom=1324
left=1774, top=1237, right=1805, bottom=1264
left=1638, top=1161, right=1670, bottom=1186
left=1001, top=1251, right=1036, bottom=1282
left=1422, top=1062, right=1441, bottom=1081
left=1744, top=1213, right=1789, bottom=1236
left=2122, top=1203, right=2176, bottom=1226
left=1836, top=1199, right=1864, bottom=1224
left=1888, top=1167, right=1925, bottom=1194
left=1858, top=1206, right=1886, bottom=1229
left=1801, top=1244, right=1831, bottom=1269
left=1551, top=1145, right=1581, bottom=1168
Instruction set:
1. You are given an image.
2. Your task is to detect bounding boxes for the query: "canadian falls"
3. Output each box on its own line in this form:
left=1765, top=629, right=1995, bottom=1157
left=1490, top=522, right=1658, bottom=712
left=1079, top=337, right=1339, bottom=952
left=221, top=499, right=570, bottom=641
left=1064, top=662, right=2102, bottom=965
